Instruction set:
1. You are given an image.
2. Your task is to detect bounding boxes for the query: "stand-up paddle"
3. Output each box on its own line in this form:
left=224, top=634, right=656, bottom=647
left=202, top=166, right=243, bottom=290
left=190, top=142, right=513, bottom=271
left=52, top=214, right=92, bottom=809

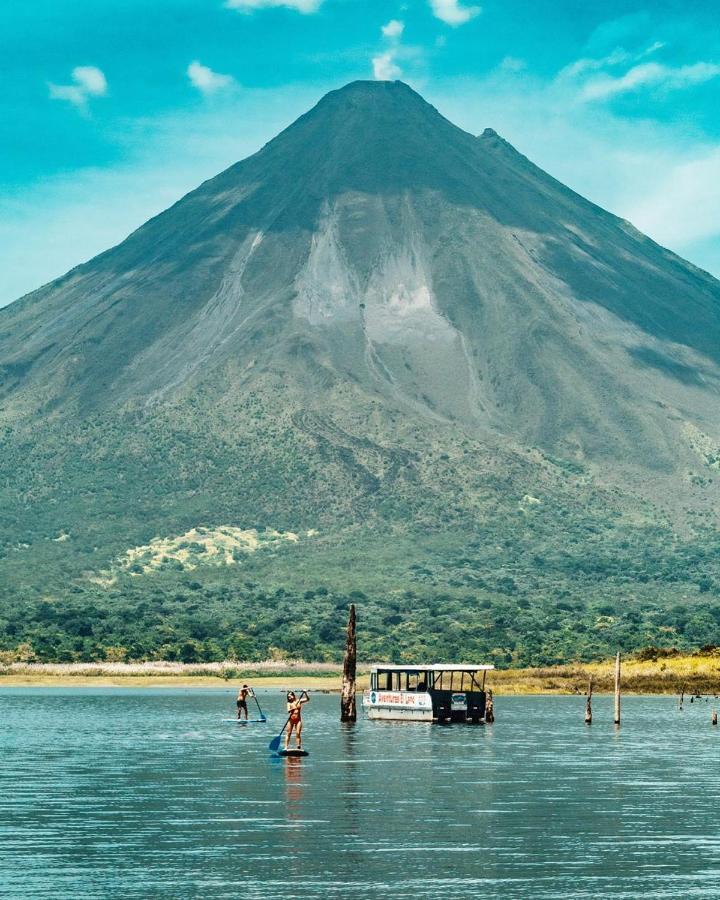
left=252, top=691, right=267, bottom=723
left=268, top=715, right=292, bottom=754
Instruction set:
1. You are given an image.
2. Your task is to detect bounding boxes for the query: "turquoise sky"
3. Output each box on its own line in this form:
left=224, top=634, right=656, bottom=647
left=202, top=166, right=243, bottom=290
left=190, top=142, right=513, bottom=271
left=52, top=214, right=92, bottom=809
left=2, top=0, right=719, bottom=306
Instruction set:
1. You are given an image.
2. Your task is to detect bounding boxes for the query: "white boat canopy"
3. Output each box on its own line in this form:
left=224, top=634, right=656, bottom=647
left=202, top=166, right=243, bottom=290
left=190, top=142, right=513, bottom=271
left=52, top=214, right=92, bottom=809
left=369, top=664, right=494, bottom=671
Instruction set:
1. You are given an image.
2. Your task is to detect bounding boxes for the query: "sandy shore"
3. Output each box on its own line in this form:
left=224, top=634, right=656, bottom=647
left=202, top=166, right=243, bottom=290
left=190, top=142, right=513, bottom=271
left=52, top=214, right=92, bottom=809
left=2, top=655, right=719, bottom=693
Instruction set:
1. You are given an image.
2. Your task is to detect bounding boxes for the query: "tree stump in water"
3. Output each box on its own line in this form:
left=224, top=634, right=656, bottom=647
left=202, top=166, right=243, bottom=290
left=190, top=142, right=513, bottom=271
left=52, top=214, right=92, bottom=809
left=340, top=604, right=357, bottom=722
left=485, top=689, right=495, bottom=723
left=613, top=651, right=621, bottom=726
left=585, top=676, right=593, bottom=725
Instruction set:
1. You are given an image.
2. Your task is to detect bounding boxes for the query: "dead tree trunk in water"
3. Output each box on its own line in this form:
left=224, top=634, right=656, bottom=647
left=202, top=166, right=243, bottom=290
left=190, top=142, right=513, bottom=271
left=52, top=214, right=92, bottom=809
left=614, top=651, right=621, bottom=726
left=713, top=710, right=718, bottom=726
left=585, top=677, right=593, bottom=725
left=340, top=604, right=357, bottom=722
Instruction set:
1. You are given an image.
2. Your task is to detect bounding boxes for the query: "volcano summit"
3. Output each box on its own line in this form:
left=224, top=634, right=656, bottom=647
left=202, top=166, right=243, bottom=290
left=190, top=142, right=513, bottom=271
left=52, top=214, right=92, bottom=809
left=2, top=81, right=720, bottom=664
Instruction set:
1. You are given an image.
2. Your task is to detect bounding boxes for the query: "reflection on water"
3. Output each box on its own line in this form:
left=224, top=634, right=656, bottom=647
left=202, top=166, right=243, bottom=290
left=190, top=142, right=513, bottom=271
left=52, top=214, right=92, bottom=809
left=284, top=755, right=305, bottom=821
left=2, top=689, right=720, bottom=898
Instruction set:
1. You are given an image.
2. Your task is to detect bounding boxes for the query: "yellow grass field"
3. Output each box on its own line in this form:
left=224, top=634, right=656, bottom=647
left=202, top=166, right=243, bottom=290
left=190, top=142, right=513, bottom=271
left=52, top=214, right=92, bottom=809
left=2, top=654, right=720, bottom=694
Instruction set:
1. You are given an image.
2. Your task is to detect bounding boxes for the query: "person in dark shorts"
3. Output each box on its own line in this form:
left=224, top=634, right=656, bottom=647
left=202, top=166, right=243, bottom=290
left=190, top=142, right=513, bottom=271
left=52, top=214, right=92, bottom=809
left=236, top=684, right=254, bottom=720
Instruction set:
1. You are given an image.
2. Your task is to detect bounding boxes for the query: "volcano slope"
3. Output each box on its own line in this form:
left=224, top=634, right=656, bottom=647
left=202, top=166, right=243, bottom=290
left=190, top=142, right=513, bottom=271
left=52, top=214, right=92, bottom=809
left=2, top=80, right=720, bottom=666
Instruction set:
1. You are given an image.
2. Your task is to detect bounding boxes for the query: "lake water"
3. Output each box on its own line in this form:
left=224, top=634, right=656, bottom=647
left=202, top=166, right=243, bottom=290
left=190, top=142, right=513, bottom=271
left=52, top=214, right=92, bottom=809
left=2, top=689, right=720, bottom=898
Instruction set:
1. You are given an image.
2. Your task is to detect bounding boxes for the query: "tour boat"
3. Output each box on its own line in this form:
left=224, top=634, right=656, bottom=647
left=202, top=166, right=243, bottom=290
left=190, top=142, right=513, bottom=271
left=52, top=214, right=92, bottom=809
left=362, top=664, right=494, bottom=723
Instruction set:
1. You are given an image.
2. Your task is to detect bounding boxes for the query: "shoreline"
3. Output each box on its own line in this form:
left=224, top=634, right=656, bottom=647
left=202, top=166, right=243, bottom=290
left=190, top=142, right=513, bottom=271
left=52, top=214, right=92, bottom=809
left=0, top=674, right=347, bottom=690
left=2, top=654, right=720, bottom=694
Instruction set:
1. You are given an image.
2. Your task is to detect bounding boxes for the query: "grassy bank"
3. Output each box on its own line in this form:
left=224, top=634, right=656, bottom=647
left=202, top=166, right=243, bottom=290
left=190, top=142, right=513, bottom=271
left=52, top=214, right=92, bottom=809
left=0, top=660, right=347, bottom=689
left=2, top=654, right=720, bottom=694
left=492, top=653, right=720, bottom=695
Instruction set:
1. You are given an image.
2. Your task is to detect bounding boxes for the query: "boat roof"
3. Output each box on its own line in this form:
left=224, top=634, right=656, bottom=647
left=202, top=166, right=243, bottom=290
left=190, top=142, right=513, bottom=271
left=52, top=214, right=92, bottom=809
left=370, top=664, right=494, bottom=672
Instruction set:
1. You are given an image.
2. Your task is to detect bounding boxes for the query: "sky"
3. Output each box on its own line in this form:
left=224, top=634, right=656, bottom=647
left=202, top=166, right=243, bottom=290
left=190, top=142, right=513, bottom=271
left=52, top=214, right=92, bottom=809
left=1, top=0, right=720, bottom=307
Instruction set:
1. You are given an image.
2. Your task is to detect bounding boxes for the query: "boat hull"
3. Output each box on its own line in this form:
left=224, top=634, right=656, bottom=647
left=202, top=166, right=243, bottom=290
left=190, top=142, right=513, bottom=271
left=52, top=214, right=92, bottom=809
left=362, top=689, right=433, bottom=722
left=365, top=706, right=433, bottom=722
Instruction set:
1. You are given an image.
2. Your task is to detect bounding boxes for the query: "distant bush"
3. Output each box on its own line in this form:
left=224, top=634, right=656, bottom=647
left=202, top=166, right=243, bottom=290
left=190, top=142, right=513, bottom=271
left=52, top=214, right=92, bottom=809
left=634, top=646, right=680, bottom=662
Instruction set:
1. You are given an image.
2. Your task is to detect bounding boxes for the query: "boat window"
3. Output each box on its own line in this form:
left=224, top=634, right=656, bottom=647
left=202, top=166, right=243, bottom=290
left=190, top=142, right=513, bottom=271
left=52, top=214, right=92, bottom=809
left=377, top=671, right=393, bottom=690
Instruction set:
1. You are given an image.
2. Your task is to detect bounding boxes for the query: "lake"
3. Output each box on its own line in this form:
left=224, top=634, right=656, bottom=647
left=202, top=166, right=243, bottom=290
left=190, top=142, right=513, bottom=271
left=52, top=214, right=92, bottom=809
left=1, top=689, right=719, bottom=898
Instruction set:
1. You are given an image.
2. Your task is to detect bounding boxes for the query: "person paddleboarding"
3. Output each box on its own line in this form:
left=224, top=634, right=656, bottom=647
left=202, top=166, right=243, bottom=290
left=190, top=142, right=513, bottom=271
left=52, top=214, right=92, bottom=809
left=285, top=690, right=310, bottom=751
left=236, top=684, right=254, bottom=721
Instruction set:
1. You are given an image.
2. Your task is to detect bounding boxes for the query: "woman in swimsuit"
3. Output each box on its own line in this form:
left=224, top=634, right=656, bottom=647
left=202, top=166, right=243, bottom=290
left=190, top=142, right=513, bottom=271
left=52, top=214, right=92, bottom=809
left=285, top=690, right=310, bottom=750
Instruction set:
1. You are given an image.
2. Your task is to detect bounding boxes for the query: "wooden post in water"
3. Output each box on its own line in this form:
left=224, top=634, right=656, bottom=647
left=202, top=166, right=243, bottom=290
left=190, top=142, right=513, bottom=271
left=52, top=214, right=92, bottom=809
left=340, top=604, right=357, bottom=722
left=613, top=651, right=621, bottom=726
left=713, top=710, right=718, bottom=726
left=585, top=676, right=593, bottom=725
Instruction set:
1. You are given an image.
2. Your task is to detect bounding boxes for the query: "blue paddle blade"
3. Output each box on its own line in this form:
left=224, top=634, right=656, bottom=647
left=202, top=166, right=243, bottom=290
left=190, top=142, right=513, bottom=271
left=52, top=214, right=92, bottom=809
left=268, top=734, right=282, bottom=753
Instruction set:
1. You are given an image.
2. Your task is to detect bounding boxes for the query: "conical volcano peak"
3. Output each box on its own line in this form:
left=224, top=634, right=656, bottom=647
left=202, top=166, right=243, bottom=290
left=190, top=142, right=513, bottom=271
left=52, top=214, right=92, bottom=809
left=314, top=79, right=435, bottom=112
left=293, top=78, right=454, bottom=140
left=231, top=77, right=490, bottom=214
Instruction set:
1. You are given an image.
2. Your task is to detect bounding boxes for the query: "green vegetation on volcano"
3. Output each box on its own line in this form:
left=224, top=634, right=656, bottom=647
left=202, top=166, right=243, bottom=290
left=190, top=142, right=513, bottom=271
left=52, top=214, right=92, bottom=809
left=2, top=389, right=719, bottom=667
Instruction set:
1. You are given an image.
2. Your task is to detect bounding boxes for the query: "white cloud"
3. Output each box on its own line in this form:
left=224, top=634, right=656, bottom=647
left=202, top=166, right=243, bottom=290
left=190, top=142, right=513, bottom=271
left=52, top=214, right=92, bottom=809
left=582, top=61, right=720, bottom=101
left=187, top=61, right=235, bottom=94
left=73, top=66, right=108, bottom=96
left=225, top=0, right=323, bottom=12
left=429, top=0, right=481, bottom=26
left=559, top=40, right=719, bottom=103
left=562, top=48, right=632, bottom=79
left=563, top=41, right=664, bottom=79
left=372, top=50, right=402, bottom=81
left=643, top=41, right=666, bottom=58
left=48, top=66, right=107, bottom=111
left=382, top=19, right=404, bottom=38
left=629, top=148, right=720, bottom=247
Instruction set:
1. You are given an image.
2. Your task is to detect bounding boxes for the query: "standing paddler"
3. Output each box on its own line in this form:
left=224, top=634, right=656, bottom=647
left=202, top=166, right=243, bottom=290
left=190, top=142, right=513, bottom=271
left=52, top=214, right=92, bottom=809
left=236, top=683, right=254, bottom=721
left=284, top=690, right=310, bottom=751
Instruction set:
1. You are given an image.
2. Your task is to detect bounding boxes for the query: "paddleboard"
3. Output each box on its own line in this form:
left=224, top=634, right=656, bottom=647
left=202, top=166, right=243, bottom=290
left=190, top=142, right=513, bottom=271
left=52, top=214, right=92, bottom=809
left=221, top=718, right=266, bottom=724
left=276, top=749, right=309, bottom=757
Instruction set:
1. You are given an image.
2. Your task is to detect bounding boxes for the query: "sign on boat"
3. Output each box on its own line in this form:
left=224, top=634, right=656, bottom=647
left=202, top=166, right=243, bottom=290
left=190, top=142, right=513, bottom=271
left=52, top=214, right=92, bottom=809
left=362, top=664, right=494, bottom=723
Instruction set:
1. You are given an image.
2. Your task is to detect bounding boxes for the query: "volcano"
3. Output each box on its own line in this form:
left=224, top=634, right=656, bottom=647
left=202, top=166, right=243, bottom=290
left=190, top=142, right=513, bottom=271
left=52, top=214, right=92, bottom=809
left=2, top=81, right=720, bottom=664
